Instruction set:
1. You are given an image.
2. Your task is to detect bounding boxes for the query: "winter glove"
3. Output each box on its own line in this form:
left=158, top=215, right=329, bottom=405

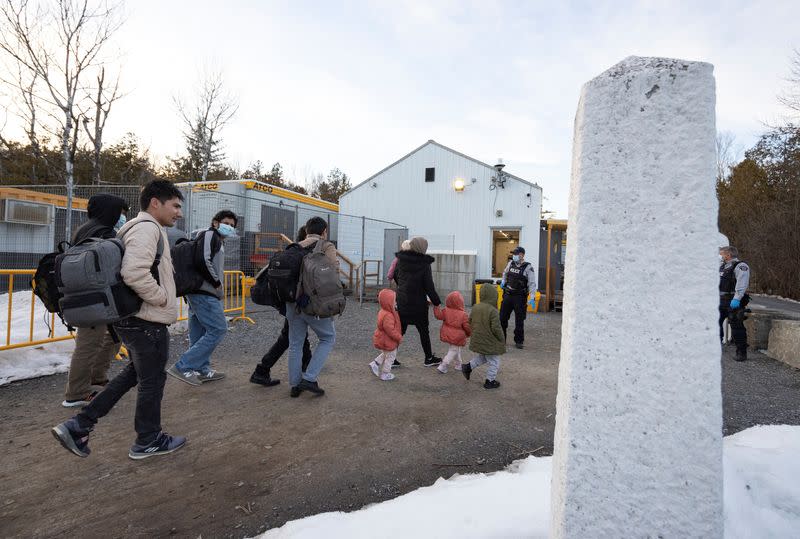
left=730, top=298, right=741, bottom=309
left=528, top=298, right=536, bottom=309
left=500, top=280, right=506, bottom=288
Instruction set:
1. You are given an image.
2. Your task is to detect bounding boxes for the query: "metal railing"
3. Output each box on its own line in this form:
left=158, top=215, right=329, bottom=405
left=1, top=270, right=253, bottom=353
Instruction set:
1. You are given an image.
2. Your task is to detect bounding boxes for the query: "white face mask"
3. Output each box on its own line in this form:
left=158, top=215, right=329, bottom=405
left=512, top=255, right=520, bottom=263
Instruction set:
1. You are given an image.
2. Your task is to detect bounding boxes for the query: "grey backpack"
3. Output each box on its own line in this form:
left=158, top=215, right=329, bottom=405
left=56, top=221, right=164, bottom=328
left=299, top=240, right=346, bottom=318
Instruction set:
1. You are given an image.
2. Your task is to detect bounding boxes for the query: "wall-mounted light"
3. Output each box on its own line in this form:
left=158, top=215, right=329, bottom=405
left=453, top=178, right=466, bottom=192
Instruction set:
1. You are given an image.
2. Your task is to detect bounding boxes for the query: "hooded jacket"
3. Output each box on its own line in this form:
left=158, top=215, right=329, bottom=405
left=433, top=291, right=471, bottom=347
left=373, top=288, right=403, bottom=351
left=469, top=285, right=506, bottom=356
left=71, top=194, right=127, bottom=244
left=393, top=250, right=441, bottom=318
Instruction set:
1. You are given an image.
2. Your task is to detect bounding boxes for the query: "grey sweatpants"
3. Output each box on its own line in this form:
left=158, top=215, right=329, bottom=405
left=469, top=354, right=500, bottom=381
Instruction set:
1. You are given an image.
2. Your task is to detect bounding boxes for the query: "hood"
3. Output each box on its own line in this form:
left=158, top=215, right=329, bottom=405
left=409, top=236, right=428, bottom=254
left=378, top=288, right=396, bottom=311
left=395, top=250, right=435, bottom=266
left=445, top=290, right=465, bottom=310
left=87, top=194, right=128, bottom=227
left=479, top=283, right=498, bottom=305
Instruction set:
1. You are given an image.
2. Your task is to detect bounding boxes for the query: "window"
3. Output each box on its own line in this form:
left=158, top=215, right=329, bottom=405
left=425, top=167, right=435, bottom=182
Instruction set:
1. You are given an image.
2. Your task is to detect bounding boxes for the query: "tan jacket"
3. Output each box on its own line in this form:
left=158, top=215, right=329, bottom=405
left=299, top=234, right=340, bottom=270
left=117, top=212, right=178, bottom=325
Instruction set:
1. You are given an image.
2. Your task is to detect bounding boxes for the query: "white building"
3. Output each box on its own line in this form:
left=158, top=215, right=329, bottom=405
left=338, top=140, right=543, bottom=287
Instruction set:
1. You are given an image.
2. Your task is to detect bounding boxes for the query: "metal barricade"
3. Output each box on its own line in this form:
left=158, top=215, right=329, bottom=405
left=2, top=270, right=253, bottom=354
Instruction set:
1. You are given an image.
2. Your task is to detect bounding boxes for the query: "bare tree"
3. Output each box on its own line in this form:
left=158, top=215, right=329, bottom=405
left=716, top=131, right=736, bottom=183
left=82, top=66, right=121, bottom=184
left=174, top=69, right=238, bottom=182
left=778, top=48, right=800, bottom=119
left=0, top=0, right=122, bottom=238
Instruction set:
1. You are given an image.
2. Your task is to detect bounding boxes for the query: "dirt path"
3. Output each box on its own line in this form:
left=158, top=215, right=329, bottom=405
left=0, top=306, right=561, bottom=538
left=1, top=304, right=798, bottom=538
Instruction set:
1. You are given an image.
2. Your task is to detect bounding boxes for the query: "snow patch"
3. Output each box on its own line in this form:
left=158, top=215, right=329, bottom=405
left=256, top=425, right=800, bottom=538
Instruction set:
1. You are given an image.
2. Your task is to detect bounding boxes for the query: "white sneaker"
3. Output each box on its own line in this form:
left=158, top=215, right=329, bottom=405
left=369, top=361, right=380, bottom=378
left=380, top=373, right=395, bottom=381
left=454, top=363, right=462, bottom=371
left=437, top=365, right=447, bottom=374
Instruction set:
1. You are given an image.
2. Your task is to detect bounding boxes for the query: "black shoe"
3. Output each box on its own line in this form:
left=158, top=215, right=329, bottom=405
left=51, top=418, right=91, bottom=458
left=515, top=342, right=524, bottom=349
left=392, top=359, right=401, bottom=368
left=462, top=363, right=472, bottom=381
left=128, top=432, right=187, bottom=460
left=735, top=349, right=747, bottom=362
left=297, top=379, right=325, bottom=396
left=290, top=386, right=302, bottom=398
left=484, top=379, right=501, bottom=389
left=250, top=368, right=280, bottom=387
left=424, top=356, right=442, bottom=367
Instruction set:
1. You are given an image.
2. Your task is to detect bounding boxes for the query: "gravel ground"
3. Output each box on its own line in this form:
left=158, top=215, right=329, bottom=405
left=0, top=300, right=798, bottom=538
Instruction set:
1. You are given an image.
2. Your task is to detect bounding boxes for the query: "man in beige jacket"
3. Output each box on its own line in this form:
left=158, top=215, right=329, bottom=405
left=52, top=180, right=187, bottom=460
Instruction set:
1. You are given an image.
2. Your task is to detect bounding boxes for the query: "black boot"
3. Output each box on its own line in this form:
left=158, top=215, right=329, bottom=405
left=483, top=379, right=501, bottom=389
left=250, top=365, right=280, bottom=386
left=462, top=362, right=472, bottom=381
left=735, top=348, right=747, bottom=362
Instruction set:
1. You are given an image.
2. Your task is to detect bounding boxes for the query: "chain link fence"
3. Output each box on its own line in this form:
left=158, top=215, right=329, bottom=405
left=0, top=183, right=407, bottom=292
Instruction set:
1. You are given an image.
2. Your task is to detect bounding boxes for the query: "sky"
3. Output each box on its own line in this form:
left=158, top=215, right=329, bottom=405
left=5, top=0, right=800, bottom=217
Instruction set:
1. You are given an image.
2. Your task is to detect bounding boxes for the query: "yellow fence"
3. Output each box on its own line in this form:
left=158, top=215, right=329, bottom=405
left=1, top=269, right=253, bottom=353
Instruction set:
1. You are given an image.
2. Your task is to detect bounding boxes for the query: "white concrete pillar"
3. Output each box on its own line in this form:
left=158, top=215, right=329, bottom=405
left=550, top=57, right=722, bottom=537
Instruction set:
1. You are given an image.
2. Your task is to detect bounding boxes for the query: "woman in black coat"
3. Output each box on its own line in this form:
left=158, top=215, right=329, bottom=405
left=393, top=236, right=442, bottom=367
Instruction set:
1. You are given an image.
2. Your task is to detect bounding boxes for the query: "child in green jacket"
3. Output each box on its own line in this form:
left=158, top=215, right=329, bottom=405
left=462, top=284, right=506, bottom=389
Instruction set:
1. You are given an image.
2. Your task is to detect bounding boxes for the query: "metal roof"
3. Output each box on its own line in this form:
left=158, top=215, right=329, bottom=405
left=341, top=140, right=542, bottom=198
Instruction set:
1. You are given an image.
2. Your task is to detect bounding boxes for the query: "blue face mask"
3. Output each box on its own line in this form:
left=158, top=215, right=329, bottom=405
left=512, top=254, right=520, bottom=263
left=114, top=214, right=127, bottom=231
left=217, top=223, right=236, bottom=237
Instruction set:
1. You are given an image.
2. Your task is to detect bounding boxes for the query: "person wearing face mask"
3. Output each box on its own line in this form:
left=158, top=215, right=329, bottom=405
left=499, top=246, right=537, bottom=349
left=719, top=245, right=750, bottom=361
left=60, top=194, right=130, bottom=407
left=167, top=210, right=238, bottom=385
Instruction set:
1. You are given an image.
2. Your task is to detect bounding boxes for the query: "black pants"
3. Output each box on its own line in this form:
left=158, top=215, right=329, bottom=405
left=259, top=319, right=311, bottom=373
left=76, top=317, right=168, bottom=446
left=499, top=293, right=527, bottom=344
left=719, top=296, right=748, bottom=352
left=400, top=313, right=433, bottom=359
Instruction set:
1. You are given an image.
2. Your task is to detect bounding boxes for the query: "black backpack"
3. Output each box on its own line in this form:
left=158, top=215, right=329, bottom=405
left=32, top=241, right=70, bottom=314
left=250, top=243, right=312, bottom=307
left=171, top=233, right=209, bottom=297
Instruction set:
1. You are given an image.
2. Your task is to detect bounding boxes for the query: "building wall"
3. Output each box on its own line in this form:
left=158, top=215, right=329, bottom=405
left=339, top=143, right=543, bottom=280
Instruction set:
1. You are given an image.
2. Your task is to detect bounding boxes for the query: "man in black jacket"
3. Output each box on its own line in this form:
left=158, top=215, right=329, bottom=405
left=393, top=236, right=442, bottom=367
left=61, top=194, right=129, bottom=407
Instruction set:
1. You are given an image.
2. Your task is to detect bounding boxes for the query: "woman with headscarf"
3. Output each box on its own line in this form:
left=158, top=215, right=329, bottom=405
left=392, top=236, right=442, bottom=367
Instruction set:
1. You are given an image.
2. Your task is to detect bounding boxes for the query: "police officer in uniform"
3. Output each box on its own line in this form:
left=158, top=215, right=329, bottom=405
left=500, top=246, right=537, bottom=349
left=719, top=245, right=750, bottom=361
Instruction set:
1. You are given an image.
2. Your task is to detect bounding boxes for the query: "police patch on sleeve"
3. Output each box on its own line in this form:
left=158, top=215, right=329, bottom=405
left=738, top=263, right=749, bottom=272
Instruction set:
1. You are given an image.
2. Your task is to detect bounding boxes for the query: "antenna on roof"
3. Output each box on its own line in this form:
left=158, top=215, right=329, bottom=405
left=494, top=158, right=505, bottom=172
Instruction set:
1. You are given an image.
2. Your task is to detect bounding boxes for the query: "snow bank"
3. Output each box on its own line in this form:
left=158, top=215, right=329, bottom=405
left=0, top=291, right=74, bottom=386
left=258, top=426, right=800, bottom=538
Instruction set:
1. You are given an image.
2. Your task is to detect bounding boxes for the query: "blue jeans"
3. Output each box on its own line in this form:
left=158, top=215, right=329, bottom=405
left=175, top=293, right=227, bottom=374
left=286, top=303, right=336, bottom=386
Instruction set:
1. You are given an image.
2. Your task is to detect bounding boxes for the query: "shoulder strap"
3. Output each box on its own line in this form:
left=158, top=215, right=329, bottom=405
left=120, top=219, right=164, bottom=271
left=312, top=239, right=327, bottom=253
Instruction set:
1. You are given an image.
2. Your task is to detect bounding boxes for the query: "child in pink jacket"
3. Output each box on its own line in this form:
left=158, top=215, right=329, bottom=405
left=370, top=289, right=403, bottom=381
left=432, top=291, right=471, bottom=374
